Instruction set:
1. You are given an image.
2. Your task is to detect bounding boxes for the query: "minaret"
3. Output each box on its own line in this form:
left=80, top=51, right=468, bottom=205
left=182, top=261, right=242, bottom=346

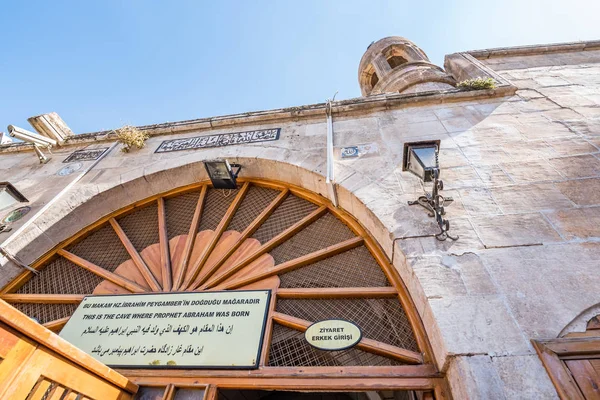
left=358, top=36, right=455, bottom=96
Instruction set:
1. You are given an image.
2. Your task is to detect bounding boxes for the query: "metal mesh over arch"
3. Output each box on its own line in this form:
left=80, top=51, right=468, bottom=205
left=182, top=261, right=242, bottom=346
left=268, top=324, right=403, bottom=367
left=16, top=257, right=103, bottom=295
left=67, top=224, right=130, bottom=273
left=3, top=180, right=425, bottom=369
left=251, top=195, right=318, bottom=244
left=276, top=298, right=418, bottom=352
left=278, top=246, right=391, bottom=288
left=116, top=203, right=160, bottom=252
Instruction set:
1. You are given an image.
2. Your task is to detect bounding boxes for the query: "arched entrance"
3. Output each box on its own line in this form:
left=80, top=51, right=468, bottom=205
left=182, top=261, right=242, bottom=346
left=0, top=178, right=448, bottom=399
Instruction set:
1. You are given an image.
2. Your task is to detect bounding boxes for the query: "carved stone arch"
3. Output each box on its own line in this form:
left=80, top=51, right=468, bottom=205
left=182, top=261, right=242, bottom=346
left=0, top=163, right=449, bottom=396
left=559, top=303, right=600, bottom=338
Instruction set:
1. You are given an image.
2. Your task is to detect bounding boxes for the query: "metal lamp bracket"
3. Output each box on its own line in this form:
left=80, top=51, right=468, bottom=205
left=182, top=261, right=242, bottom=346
left=408, top=169, right=458, bottom=241
left=229, top=163, right=242, bottom=179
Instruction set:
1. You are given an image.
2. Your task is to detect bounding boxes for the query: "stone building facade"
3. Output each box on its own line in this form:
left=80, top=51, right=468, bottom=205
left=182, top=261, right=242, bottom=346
left=1, top=37, right=600, bottom=399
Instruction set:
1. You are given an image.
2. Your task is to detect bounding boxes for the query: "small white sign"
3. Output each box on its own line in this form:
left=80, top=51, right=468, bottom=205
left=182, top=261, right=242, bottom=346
left=59, top=291, right=270, bottom=368
left=304, top=320, right=362, bottom=351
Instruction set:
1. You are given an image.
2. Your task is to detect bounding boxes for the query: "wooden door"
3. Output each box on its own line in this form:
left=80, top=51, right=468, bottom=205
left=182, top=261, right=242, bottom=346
left=564, top=359, right=600, bottom=399
left=534, top=329, right=600, bottom=399
left=0, top=300, right=137, bottom=400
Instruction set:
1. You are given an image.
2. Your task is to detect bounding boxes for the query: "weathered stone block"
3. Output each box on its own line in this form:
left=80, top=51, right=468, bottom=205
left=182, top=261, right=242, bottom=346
left=460, top=146, right=513, bottom=165
left=481, top=243, right=600, bottom=338
left=446, top=355, right=505, bottom=399
left=408, top=255, right=468, bottom=298
left=430, top=295, right=531, bottom=355
left=396, top=217, right=484, bottom=256
left=0, top=259, right=23, bottom=291
left=544, top=137, right=599, bottom=155
left=458, top=187, right=502, bottom=216
left=440, top=166, right=484, bottom=189
left=471, top=213, right=563, bottom=247
left=556, top=177, right=600, bottom=205
left=545, top=207, right=600, bottom=240
left=549, top=154, right=600, bottom=178
left=500, top=160, right=562, bottom=183
left=491, top=355, right=558, bottom=399
left=475, top=165, right=514, bottom=186
left=491, top=183, right=573, bottom=213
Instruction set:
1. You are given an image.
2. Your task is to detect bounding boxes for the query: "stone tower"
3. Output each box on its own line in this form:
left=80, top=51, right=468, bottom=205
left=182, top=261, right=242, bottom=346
left=358, top=36, right=455, bottom=96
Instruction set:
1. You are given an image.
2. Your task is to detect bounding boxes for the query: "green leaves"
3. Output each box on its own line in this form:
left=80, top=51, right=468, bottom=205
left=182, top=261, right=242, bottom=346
left=457, top=77, right=496, bottom=90
left=115, top=125, right=149, bottom=153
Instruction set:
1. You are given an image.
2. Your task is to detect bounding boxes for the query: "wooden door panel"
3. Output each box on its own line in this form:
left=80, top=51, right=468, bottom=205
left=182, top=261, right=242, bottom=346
left=590, top=359, right=600, bottom=375
left=534, top=335, right=600, bottom=400
left=0, top=306, right=136, bottom=400
left=0, top=332, right=37, bottom=397
left=566, top=360, right=600, bottom=399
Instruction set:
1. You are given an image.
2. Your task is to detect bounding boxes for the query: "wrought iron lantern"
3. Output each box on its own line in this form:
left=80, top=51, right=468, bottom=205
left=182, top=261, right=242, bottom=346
left=402, top=141, right=457, bottom=241
left=204, top=160, right=242, bottom=190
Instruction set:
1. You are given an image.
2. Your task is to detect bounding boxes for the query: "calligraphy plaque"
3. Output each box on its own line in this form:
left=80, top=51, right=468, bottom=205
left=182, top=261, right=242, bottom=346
left=154, top=128, right=280, bottom=153
left=63, top=148, right=109, bottom=163
left=59, top=290, right=270, bottom=369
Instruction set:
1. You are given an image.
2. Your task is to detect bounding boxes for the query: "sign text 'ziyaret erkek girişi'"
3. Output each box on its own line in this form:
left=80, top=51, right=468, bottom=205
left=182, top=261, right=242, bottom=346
left=59, top=291, right=270, bottom=369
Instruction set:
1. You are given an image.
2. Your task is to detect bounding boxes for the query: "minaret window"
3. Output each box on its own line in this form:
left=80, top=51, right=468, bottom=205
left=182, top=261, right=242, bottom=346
left=370, top=71, right=379, bottom=88
left=387, top=55, right=408, bottom=69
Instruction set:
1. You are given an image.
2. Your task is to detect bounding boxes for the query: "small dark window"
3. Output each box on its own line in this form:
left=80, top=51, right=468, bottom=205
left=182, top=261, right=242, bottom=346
left=370, top=72, right=379, bottom=88
left=387, top=55, right=408, bottom=69
left=0, top=182, right=28, bottom=211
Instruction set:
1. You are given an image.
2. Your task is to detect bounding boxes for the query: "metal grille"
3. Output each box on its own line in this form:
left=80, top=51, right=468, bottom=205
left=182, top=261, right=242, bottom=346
left=134, top=387, right=167, bottom=399
left=269, top=214, right=355, bottom=265
left=25, top=379, right=59, bottom=400
left=252, top=195, right=318, bottom=244
left=279, top=245, right=391, bottom=288
left=116, top=202, right=159, bottom=252
left=199, top=188, right=239, bottom=231
left=12, top=303, right=78, bottom=324
left=165, top=191, right=201, bottom=239
left=67, top=224, right=131, bottom=273
left=268, top=324, right=402, bottom=367
left=227, top=186, right=280, bottom=232
left=174, top=388, right=206, bottom=399
left=276, top=298, right=418, bottom=351
left=17, top=257, right=103, bottom=294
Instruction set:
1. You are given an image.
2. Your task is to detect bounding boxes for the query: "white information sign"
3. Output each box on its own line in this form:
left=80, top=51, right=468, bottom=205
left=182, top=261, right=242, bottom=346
left=304, top=319, right=362, bottom=351
left=59, top=290, right=270, bottom=368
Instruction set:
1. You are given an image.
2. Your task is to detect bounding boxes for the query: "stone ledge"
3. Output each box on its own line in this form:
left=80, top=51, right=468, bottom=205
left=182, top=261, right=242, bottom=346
left=0, top=85, right=516, bottom=154
left=468, top=39, right=600, bottom=59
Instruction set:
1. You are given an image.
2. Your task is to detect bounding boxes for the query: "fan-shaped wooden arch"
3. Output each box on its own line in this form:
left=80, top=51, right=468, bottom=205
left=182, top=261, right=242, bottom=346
left=1, top=179, right=434, bottom=369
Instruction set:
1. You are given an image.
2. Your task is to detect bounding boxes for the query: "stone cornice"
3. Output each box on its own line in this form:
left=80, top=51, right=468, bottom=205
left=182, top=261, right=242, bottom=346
left=0, top=83, right=517, bottom=154
left=467, top=39, right=600, bottom=59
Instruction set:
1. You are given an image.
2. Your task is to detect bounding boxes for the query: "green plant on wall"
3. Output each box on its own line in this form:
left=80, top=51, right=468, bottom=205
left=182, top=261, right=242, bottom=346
left=115, top=125, right=149, bottom=153
left=457, top=77, right=496, bottom=90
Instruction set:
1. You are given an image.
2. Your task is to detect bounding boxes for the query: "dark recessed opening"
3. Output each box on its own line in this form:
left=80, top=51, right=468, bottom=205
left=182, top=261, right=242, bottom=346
left=370, top=72, right=379, bottom=88
left=387, top=55, right=408, bottom=69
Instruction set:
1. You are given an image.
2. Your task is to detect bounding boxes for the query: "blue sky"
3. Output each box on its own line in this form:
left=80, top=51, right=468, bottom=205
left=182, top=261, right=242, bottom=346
left=1, top=0, right=599, bottom=134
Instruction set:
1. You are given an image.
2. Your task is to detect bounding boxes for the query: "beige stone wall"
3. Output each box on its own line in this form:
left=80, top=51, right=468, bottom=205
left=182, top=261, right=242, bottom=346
left=1, top=44, right=599, bottom=398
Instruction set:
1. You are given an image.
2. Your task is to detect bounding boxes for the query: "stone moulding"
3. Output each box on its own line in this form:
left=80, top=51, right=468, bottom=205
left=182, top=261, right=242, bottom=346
left=467, top=39, right=600, bottom=59
left=0, top=84, right=515, bottom=155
